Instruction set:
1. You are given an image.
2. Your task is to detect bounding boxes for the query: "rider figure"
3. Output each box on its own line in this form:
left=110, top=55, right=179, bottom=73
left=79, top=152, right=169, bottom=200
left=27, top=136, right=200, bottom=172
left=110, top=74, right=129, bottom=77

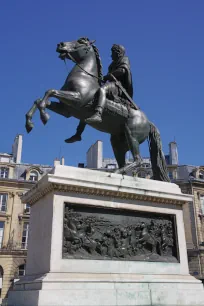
left=65, top=44, right=133, bottom=143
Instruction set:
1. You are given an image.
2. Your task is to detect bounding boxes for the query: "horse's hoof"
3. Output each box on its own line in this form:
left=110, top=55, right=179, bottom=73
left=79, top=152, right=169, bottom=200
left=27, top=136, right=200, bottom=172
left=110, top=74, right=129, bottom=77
left=25, top=122, right=34, bottom=133
left=114, top=168, right=126, bottom=175
left=34, top=98, right=42, bottom=105
left=41, top=112, right=50, bottom=125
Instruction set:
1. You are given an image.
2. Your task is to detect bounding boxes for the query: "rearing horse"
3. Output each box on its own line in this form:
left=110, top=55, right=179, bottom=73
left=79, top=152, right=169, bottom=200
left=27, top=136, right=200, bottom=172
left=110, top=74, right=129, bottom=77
left=25, top=37, right=169, bottom=181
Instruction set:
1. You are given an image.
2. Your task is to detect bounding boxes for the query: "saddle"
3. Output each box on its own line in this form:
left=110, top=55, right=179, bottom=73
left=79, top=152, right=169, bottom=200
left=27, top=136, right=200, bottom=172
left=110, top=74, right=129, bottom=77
left=85, top=95, right=133, bottom=119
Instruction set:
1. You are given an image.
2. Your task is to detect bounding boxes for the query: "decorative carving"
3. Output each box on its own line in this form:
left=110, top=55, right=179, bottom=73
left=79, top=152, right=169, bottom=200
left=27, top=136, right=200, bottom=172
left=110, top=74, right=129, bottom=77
left=63, top=204, right=179, bottom=262
left=9, top=192, right=15, bottom=198
left=18, top=215, right=23, bottom=224
left=17, top=192, right=24, bottom=197
left=6, top=215, right=10, bottom=224
left=23, top=181, right=185, bottom=206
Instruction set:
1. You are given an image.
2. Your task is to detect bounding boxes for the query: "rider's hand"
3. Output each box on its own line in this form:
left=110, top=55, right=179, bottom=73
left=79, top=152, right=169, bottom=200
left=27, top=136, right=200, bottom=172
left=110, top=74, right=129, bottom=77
left=103, top=74, right=111, bottom=82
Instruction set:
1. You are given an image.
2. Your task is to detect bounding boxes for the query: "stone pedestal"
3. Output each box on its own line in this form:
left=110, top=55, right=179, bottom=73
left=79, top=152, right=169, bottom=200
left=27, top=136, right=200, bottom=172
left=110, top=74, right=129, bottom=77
left=8, top=166, right=204, bottom=306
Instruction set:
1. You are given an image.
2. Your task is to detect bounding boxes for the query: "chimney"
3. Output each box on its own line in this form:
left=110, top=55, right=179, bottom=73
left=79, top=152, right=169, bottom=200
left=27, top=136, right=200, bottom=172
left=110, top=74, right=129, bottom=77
left=12, top=134, right=23, bottom=163
left=61, top=157, right=65, bottom=165
left=54, top=158, right=60, bottom=167
left=169, top=141, right=179, bottom=165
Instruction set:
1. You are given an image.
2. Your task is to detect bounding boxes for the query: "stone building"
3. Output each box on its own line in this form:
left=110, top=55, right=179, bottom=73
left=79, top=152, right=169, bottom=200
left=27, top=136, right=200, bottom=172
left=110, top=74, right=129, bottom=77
left=176, top=166, right=204, bottom=281
left=0, top=135, right=53, bottom=303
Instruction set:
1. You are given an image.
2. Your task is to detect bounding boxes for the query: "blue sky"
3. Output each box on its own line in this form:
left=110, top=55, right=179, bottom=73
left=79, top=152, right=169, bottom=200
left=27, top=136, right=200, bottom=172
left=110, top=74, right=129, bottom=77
left=0, top=1, right=204, bottom=167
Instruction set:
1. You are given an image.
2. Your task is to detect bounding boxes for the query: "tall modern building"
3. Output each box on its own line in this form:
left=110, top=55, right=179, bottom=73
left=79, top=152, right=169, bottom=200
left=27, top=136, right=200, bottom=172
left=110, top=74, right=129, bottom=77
left=0, top=135, right=53, bottom=303
left=86, top=141, right=103, bottom=169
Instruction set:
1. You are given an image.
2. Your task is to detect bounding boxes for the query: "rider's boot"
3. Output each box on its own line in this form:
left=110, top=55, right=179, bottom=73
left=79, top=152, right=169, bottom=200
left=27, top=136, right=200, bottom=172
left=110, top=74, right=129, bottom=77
left=85, top=87, right=106, bottom=124
left=65, top=121, right=86, bottom=143
left=85, top=107, right=103, bottom=124
left=65, top=134, right=82, bottom=143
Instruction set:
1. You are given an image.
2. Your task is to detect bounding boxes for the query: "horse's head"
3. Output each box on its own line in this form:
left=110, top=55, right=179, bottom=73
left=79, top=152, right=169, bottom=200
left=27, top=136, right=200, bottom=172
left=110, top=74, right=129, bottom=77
left=56, top=37, right=95, bottom=62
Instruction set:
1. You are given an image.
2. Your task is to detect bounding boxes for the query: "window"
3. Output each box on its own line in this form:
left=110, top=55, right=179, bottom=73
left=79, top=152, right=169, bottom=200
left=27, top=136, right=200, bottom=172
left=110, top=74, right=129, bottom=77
left=168, top=171, right=173, bottom=180
left=0, top=222, right=4, bottom=248
left=24, top=203, right=30, bottom=214
left=29, top=171, right=38, bottom=182
left=21, top=222, right=29, bottom=249
left=199, top=171, right=204, bottom=180
left=106, top=164, right=116, bottom=169
left=138, top=171, right=146, bottom=178
left=18, top=264, right=26, bottom=277
left=0, top=266, right=3, bottom=295
left=0, top=167, right=9, bottom=179
left=142, top=163, right=150, bottom=168
left=200, top=196, right=204, bottom=215
left=0, top=194, right=7, bottom=212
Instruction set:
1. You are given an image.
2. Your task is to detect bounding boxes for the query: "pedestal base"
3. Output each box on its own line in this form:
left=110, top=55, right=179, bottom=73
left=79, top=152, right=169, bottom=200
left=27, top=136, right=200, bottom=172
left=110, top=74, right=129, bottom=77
left=8, top=272, right=204, bottom=306
left=7, top=166, right=204, bottom=305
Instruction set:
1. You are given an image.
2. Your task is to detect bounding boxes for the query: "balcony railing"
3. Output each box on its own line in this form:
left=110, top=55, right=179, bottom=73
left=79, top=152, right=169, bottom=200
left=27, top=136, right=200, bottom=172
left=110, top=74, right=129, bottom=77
left=24, top=207, right=30, bottom=214
left=0, top=242, right=27, bottom=254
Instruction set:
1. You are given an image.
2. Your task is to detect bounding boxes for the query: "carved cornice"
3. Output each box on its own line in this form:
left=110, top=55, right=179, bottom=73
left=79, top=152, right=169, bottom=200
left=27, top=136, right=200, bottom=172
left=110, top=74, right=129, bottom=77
left=9, top=192, right=15, bottom=198
left=25, top=182, right=186, bottom=206
left=0, top=213, right=11, bottom=223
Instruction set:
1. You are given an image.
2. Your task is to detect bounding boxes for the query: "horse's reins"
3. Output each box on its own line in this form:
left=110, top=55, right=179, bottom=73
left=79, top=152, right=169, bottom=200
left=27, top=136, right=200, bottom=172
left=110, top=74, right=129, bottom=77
left=64, top=52, right=104, bottom=82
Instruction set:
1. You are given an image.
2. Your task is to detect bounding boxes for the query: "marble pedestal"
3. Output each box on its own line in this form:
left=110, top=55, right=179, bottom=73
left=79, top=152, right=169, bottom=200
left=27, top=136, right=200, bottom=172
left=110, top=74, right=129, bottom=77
left=8, top=166, right=204, bottom=306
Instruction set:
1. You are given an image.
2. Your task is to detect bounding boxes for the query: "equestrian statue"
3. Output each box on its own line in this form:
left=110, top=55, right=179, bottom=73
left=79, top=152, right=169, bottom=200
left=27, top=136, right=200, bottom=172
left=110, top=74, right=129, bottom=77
left=25, top=37, right=170, bottom=181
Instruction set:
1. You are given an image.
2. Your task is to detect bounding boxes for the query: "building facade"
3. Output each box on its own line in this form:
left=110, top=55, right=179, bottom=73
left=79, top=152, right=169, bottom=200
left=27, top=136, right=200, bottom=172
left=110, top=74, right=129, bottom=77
left=0, top=135, right=53, bottom=303
left=176, top=166, right=204, bottom=281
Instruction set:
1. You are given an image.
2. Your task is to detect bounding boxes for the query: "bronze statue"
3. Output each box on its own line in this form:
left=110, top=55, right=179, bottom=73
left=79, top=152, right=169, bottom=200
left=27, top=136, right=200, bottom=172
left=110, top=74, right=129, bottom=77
left=86, top=44, right=133, bottom=123
left=25, top=37, right=169, bottom=181
left=65, top=44, right=133, bottom=143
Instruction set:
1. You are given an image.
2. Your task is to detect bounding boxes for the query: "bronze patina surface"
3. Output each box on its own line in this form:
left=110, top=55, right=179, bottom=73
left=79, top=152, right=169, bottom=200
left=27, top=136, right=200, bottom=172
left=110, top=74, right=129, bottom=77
left=63, top=204, right=179, bottom=262
left=25, top=37, right=169, bottom=181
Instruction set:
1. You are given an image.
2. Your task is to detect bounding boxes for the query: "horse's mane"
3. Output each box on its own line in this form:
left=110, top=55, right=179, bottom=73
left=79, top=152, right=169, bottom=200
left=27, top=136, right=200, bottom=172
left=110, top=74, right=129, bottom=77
left=92, top=44, right=103, bottom=85
left=78, top=37, right=103, bottom=85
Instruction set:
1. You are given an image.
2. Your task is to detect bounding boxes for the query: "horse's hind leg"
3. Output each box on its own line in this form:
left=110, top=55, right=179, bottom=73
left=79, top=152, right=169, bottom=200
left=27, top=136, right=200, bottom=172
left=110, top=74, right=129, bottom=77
left=117, top=124, right=142, bottom=173
left=110, top=134, right=127, bottom=170
left=115, top=122, right=143, bottom=174
left=125, top=124, right=142, bottom=163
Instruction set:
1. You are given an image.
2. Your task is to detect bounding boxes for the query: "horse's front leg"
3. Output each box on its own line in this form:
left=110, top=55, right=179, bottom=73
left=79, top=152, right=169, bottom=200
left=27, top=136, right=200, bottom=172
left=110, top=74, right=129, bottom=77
left=38, top=89, right=81, bottom=124
left=37, top=89, right=54, bottom=124
left=25, top=99, right=42, bottom=133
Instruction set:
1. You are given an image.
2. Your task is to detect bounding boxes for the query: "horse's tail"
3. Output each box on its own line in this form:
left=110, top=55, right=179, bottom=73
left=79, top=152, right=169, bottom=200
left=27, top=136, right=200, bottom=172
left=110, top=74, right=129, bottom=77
left=148, top=122, right=170, bottom=182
